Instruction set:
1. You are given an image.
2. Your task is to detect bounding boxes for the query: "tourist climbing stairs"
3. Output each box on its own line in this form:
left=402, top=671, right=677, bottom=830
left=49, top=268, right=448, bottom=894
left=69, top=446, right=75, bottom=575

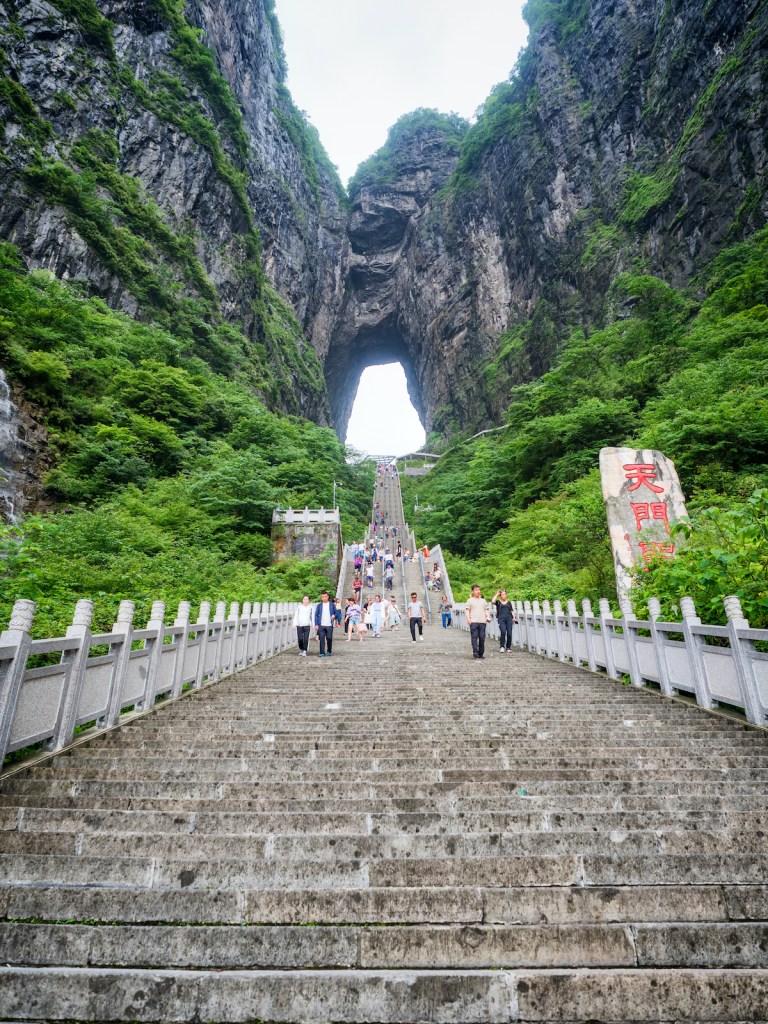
left=1, top=475, right=767, bottom=1021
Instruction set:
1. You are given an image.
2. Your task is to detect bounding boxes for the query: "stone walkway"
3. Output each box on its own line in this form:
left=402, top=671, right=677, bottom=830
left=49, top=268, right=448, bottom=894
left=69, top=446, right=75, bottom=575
left=1, top=625, right=768, bottom=1021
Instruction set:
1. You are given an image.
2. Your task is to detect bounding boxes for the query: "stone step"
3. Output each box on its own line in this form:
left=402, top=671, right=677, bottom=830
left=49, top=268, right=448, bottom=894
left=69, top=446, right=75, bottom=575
left=4, top=852, right=768, bottom=889
left=2, top=920, right=767, bottom=969
left=43, top=751, right=768, bottom=771
left=0, top=826, right=675, bottom=859
left=3, top=804, right=767, bottom=836
left=4, top=790, right=767, bottom=816
left=1, top=965, right=767, bottom=1022
left=3, top=826, right=768, bottom=861
left=369, top=855, right=768, bottom=888
left=4, top=777, right=766, bottom=804
left=4, top=883, right=766, bottom=927
left=87, top=726, right=753, bottom=745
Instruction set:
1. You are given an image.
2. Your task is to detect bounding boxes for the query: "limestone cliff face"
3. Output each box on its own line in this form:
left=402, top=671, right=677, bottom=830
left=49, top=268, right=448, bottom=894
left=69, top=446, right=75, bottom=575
left=0, top=0, right=347, bottom=422
left=330, top=0, right=768, bottom=437
left=1, top=0, right=766, bottom=459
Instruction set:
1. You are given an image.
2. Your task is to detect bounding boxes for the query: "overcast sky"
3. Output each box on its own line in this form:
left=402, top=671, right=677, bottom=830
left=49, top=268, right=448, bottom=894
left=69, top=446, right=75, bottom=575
left=273, top=0, right=529, bottom=455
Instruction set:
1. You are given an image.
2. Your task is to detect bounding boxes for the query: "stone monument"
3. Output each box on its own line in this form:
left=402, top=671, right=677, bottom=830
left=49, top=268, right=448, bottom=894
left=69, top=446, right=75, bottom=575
left=271, top=507, right=342, bottom=578
left=599, top=447, right=689, bottom=598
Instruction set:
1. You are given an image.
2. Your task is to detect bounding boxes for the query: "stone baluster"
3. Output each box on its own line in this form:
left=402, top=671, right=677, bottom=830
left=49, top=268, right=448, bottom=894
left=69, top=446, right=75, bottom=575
left=280, top=603, right=290, bottom=650
left=0, top=599, right=36, bottom=763
left=225, top=602, right=239, bottom=675
left=542, top=600, right=554, bottom=658
left=680, top=596, right=714, bottom=711
left=139, top=601, right=166, bottom=712
left=619, top=597, right=643, bottom=688
left=646, top=597, right=674, bottom=697
left=211, top=602, right=227, bottom=679
left=272, top=598, right=280, bottom=655
left=598, top=598, right=618, bottom=679
left=193, top=601, right=211, bottom=689
left=552, top=600, right=567, bottom=662
left=724, top=594, right=764, bottom=725
left=522, top=600, right=533, bottom=653
left=581, top=600, right=597, bottom=672
left=171, top=601, right=191, bottom=699
left=241, top=602, right=253, bottom=668
left=52, top=600, right=95, bottom=751
left=565, top=599, right=581, bottom=666
left=105, top=600, right=135, bottom=727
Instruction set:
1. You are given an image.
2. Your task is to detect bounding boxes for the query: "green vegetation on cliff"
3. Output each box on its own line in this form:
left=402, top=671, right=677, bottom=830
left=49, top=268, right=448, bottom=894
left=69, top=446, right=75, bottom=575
left=403, top=226, right=768, bottom=626
left=349, top=109, right=468, bottom=193
left=0, top=243, right=373, bottom=636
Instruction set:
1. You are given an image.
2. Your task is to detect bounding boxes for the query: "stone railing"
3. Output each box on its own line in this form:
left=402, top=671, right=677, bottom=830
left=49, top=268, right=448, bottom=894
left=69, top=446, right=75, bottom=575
left=0, top=597, right=298, bottom=768
left=451, top=595, right=768, bottom=726
left=272, top=507, right=340, bottom=524
left=335, top=543, right=353, bottom=600
left=426, top=544, right=453, bottom=604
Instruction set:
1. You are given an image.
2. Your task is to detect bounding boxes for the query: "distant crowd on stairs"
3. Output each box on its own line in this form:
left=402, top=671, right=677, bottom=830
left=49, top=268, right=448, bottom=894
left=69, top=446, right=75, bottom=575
left=290, top=460, right=517, bottom=661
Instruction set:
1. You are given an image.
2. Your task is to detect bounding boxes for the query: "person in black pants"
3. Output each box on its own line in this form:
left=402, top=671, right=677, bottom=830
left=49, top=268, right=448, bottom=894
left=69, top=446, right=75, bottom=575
left=407, top=592, right=425, bottom=641
left=313, top=592, right=338, bottom=657
left=493, top=590, right=516, bottom=653
left=465, top=585, right=490, bottom=660
left=293, top=595, right=313, bottom=657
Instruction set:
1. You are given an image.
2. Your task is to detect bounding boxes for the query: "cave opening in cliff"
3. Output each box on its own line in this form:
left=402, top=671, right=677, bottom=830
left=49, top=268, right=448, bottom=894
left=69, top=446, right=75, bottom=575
left=345, top=363, right=426, bottom=458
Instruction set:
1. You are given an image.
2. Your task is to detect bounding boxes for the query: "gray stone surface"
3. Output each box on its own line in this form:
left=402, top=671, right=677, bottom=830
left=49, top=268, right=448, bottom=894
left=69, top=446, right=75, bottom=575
left=1, top=612, right=768, bottom=1020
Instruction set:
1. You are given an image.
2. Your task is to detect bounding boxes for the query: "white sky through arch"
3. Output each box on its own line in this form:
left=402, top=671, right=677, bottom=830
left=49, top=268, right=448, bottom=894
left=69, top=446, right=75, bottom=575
left=346, top=363, right=426, bottom=457
left=272, top=1, right=529, bottom=455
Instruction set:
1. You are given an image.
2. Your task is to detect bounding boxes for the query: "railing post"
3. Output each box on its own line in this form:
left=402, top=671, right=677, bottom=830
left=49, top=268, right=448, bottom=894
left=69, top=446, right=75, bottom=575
left=724, top=595, right=765, bottom=725
left=105, top=600, right=135, bottom=727
left=283, top=604, right=292, bottom=650
left=226, top=603, right=239, bottom=675
left=680, top=596, right=714, bottom=711
left=51, top=600, right=94, bottom=751
left=251, top=602, right=264, bottom=662
left=213, top=601, right=227, bottom=678
left=532, top=600, right=543, bottom=654
left=0, top=600, right=36, bottom=763
left=513, top=602, right=523, bottom=647
left=582, top=599, right=597, bottom=672
left=519, top=601, right=530, bottom=651
left=620, top=597, right=643, bottom=688
left=277, top=602, right=286, bottom=652
left=171, top=601, right=191, bottom=698
left=139, top=601, right=166, bottom=711
left=598, top=598, right=619, bottom=679
left=194, top=602, right=211, bottom=688
left=552, top=600, right=565, bottom=662
left=542, top=601, right=555, bottom=658
left=255, top=603, right=267, bottom=660
left=241, top=602, right=252, bottom=668
left=566, top=599, right=580, bottom=666
left=268, top=602, right=277, bottom=656
left=647, top=597, right=675, bottom=697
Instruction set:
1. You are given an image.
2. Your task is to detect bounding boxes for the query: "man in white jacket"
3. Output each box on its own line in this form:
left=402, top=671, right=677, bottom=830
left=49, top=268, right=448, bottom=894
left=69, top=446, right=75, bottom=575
left=293, top=595, right=314, bottom=657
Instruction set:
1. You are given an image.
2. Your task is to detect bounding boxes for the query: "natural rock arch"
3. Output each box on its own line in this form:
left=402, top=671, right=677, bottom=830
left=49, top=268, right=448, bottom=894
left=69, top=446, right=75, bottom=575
left=324, top=326, right=425, bottom=445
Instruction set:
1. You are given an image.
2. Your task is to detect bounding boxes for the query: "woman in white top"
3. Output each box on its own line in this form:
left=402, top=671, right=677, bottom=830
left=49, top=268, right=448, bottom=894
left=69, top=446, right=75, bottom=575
left=293, top=596, right=314, bottom=657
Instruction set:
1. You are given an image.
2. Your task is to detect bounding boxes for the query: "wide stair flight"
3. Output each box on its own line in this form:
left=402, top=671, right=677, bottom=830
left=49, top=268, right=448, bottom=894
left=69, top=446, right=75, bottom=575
left=1, top=476, right=767, bottom=1021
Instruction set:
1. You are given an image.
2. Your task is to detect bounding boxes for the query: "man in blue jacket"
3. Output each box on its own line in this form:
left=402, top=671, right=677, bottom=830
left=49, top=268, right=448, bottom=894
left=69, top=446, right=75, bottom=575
left=314, top=592, right=338, bottom=657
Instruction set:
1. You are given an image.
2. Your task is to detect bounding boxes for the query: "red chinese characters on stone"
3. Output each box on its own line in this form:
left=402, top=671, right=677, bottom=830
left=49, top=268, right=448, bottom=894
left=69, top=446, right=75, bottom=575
left=638, top=541, right=676, bottom=563
left=630, top=501, right=670, bottom=532
left=623, top=463, right=665, bottom=494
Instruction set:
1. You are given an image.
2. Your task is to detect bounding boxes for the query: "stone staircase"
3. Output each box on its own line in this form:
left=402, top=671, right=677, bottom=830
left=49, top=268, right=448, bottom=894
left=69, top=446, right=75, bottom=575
left=1, top=625, right=767, bottom=1021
